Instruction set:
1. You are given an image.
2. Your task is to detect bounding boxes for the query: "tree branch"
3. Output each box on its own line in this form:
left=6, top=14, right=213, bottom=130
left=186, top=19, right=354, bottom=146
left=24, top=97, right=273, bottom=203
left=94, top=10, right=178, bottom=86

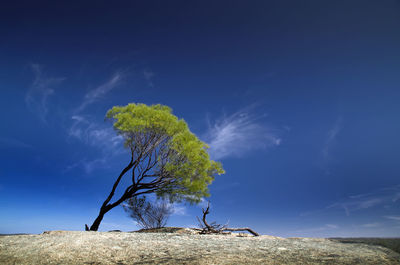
left=101, top=154, right=134, bottom=209
left=197, top=202, right=259, bottom=236
left=131, top=188, right=159, bottom=198
left=221, top=228, right=260, bottom=237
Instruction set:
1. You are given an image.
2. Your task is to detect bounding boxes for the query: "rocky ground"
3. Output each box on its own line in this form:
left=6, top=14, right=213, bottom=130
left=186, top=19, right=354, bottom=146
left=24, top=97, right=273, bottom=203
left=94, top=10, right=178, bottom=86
left=0, top=229, right=399, bottom=264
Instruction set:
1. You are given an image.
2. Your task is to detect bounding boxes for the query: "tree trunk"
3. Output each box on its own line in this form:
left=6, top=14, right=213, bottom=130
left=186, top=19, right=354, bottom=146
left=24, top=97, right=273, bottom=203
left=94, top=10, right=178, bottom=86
left=86, top=189, right=135, bottom=231
left=87, top=206, right=110, bottom=231
left=85, top=158, right=135, bottom=231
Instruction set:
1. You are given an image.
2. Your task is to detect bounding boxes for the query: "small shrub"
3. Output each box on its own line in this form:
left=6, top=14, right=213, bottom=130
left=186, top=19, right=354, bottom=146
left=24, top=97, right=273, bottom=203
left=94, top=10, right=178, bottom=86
left=123, top=196, right=172, bottom=229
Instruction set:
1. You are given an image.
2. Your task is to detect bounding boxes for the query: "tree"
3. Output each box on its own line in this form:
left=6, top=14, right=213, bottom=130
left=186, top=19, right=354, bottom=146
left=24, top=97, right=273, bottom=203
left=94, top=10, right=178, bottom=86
left=85, top=103, right=224, bottom=231
left=122, top=196, right=172, bottom=229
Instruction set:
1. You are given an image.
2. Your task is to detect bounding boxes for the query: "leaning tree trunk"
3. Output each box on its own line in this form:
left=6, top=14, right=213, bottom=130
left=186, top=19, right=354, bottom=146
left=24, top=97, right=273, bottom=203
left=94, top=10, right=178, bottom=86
left=86, top=192, right=134, bottom=231
left=86, top=207, right=109, bottom=231
left=85, top=157, right=135, bottom=231
left=85, top=144, right=167, bottom=231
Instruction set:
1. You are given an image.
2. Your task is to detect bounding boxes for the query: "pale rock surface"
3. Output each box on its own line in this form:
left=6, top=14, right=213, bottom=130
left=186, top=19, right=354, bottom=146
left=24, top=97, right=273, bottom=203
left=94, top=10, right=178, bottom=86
left=0, top=230, right=399, bottom=264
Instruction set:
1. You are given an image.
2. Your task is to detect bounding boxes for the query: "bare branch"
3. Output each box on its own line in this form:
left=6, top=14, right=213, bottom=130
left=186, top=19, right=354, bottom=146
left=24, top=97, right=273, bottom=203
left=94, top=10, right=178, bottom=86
left=133, top=188, right=159, bottom=197
left=222, top=228, right=260, bottom=237
left=197, top=202, right=259, bottom=236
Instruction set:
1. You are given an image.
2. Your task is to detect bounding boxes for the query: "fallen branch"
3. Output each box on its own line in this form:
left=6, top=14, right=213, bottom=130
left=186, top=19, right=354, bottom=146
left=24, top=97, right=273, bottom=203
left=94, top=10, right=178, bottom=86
left=222, top=228, right=259, bottom=237
left=197, top=202, right=259, bottom=236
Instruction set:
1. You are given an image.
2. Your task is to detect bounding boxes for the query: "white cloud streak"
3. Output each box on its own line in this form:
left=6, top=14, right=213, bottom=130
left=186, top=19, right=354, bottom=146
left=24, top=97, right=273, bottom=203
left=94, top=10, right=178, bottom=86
left=294, top=223, right=338, bottom=233
left=195, top=198, right=210, bottom=210
left=74, top=72, right=122, bottom=113
left=143, top=69, right=155, bottom=87
left=171, top=204, right=187, bottom=216
left=361, top=222, right=381, bottom=228
left=66, top=71, right=125, bottom=173
left=384, top=216, right=400, bottom=221
left=0, top=137, right=32, bottom=149
left=69, top=115, right=122, bottom=149
left=25, top=64, right=64, bottom=122
left=204, top=106, right=281, bottom=160
left=323, top=117, right=342, bottom=159
left=327, top=185, right=400, bottom=216
left=391, top=192, right=400, bottom=202
left=329, top=198, right=383, bottom=217
left=67, top=115, right=124, bottom=173
left=63, top=157, right=110, bottom=174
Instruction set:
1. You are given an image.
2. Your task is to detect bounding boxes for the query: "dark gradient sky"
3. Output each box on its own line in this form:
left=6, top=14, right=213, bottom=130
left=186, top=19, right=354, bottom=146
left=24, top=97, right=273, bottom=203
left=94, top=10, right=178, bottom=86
left=1, top=0, right=400, bottom=237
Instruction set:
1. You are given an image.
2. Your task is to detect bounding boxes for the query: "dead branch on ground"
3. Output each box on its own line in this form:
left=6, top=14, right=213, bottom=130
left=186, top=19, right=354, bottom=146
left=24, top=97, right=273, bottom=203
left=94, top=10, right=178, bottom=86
left=196, top=202, right=259, bottom=236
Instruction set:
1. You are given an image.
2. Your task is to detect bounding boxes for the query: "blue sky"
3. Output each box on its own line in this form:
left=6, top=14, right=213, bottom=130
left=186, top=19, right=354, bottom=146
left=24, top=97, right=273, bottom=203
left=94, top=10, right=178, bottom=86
left=1, top=0, right=400, bottom=237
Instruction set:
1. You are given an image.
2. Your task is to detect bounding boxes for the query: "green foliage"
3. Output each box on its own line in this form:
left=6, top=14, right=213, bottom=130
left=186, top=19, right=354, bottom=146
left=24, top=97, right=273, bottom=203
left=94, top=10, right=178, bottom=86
left=106, top=103, right=225, bottom=203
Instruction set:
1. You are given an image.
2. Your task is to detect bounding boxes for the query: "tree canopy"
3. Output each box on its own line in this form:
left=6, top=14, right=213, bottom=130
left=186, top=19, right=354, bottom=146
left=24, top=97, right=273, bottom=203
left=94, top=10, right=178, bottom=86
left=86, top=103, right=224, bottom=231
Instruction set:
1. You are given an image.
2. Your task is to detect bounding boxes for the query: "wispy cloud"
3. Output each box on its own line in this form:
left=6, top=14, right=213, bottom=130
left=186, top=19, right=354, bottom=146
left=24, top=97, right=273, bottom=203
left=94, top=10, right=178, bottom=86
left=67, top=115, right=124, bottom=173
left=143, top=69, right=155, bottom=87
left=327, top=185, right=400, bottom=216
left=196, top=198, right=210, bottom=209
left=0, top=137, right=32, bottom=149
left=204, top=105, right=281, bottom=160
left=25, top=64, right=64, bottom=122
left=74, top=72, right=122, bottom=113
left=361, top=222, right=381, bottom=228
left=65, top=157, right=110, bottom=174
left=294, top=223, right=338, bottom=233
left=66, top=71, right=125, bottom=173
left=323, top=117, right=342, bottom=159
left=171, top=204, right=187, bottom=216
left=300, top=185, right=400, bottom=223
left=69, top=115, right=122, bottom=149
left=329, top=196, right=384, bottom=216
left=384, top=216, right=400, bottom=222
